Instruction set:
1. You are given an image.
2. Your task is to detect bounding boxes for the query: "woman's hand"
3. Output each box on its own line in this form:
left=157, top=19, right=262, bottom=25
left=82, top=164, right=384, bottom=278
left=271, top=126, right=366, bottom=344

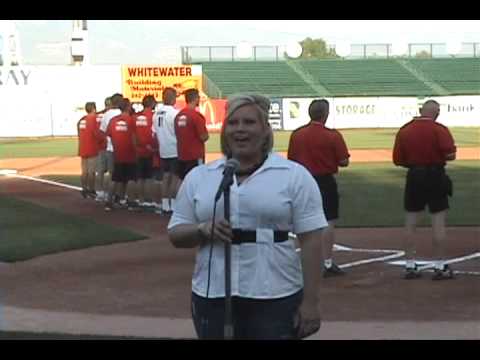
left=198, top=219, right=233, bottom=244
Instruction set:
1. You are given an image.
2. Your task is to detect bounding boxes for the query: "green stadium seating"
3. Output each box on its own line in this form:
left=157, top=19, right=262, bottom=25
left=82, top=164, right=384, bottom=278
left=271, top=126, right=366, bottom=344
left=405, top=58, right=480, bottom=95
left=201, top=58, right=480, bottom=98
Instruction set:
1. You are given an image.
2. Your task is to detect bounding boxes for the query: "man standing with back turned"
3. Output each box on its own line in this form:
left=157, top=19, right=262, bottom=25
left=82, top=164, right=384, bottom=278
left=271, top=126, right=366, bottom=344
left=174, top=88, right=209, bottom=181
left=393, top=100, right=456, bottom=280
left=288, top=99, right=350, bottom=278
left=153, top=87, right=180, bottom=213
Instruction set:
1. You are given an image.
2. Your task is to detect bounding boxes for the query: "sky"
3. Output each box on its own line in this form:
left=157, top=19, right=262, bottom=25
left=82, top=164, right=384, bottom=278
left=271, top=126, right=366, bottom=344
left=8, top=20, right=480, bottom=65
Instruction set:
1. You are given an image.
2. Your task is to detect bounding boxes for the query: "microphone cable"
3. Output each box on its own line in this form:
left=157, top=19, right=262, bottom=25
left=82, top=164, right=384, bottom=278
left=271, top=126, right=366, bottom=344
left=205, top=200, right=218, bottom=299
left=205, top=157, right=239, bottom=298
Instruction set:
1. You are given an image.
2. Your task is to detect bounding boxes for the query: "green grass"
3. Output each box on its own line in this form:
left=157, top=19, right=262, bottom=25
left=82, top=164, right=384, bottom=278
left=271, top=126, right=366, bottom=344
left=337, top=160, right=480, bottom=227
left=0, top=195, right=147, bottom=262
left=41, top=160, right=480, bottom=228
left=1, top=127, right=478, bottom=158
left=338, top=127, right=480, bottom=150
left=0, top=137, right=79, bottom=158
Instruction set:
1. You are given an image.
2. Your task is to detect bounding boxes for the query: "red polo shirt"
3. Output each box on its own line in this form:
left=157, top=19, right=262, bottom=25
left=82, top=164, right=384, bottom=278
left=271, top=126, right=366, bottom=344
left=77, top=113, right=100, bottom=158
left=393, top=117, right=456, bottom=166
left=174, top=107, right=208, bottom=161
left=106, top=114, right=137, bottom=163
left=134, top=109, right=155, bottom=158
left=287, top=121, right=350, bottom=176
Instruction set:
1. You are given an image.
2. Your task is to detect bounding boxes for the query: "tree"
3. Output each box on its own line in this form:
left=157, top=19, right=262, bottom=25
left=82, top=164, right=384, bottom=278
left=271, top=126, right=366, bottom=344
left=415, top=50, right=432, bottom=59
left=296, top=37, right=339, bottom=59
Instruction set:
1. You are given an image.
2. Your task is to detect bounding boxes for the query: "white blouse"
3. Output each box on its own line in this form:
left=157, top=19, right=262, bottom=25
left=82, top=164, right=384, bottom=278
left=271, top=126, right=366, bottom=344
left=168, top=153, right=327, bottom=299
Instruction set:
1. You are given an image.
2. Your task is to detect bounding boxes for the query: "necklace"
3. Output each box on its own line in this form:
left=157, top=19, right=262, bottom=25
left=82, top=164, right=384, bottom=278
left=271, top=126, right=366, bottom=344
left=234, top=155, right=268, bottom=176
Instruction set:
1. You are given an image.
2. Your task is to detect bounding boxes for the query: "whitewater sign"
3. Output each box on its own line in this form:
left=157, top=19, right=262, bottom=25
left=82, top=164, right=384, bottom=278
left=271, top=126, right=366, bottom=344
left=122, top=64, right=202, bottom=102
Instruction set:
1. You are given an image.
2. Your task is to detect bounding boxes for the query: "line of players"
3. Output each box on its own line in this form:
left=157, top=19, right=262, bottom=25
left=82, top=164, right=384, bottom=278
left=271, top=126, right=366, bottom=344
left=77, top=88, right=209, bottom=213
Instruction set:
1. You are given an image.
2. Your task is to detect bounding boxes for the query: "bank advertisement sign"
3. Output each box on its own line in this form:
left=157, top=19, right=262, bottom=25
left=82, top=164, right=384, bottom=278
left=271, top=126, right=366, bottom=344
left=281, top=96, right=479, bottom=129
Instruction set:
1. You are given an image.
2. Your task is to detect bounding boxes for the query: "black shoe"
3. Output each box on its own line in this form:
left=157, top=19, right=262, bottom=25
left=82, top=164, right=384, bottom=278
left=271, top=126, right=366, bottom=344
left=87, top=190, right=97, bottom=199
left=323, top=263, right=345, bottom=278
left=127, top=201, right=140, bottom=211
left=81, top=190, right=88, bottom=199
left=432, top=265, right=454, bottom=280
left=104, top=202, right=113, bottom=212
left=404, top=266, right=422, bottom=280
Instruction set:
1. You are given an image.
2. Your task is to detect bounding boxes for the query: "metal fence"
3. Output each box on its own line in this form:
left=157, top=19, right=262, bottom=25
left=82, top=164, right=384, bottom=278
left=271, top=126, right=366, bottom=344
left=182, top=46, right=283, bottom=63
left=182, top=43, right=480, bottom=63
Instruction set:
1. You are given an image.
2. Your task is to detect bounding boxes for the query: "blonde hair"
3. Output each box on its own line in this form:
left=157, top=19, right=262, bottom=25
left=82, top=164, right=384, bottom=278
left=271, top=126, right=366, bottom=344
left=220, top=94, right=273, bottom=158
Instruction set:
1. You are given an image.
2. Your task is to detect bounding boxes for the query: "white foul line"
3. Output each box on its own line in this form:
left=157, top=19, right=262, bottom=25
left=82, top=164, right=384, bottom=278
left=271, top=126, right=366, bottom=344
left=338, top=251, right=406, bottom=269
left=417, top=252, right=480, bottom=271
left=5, top=173, right=82, bottom=191
left=0, top=169, right=18, bottom=175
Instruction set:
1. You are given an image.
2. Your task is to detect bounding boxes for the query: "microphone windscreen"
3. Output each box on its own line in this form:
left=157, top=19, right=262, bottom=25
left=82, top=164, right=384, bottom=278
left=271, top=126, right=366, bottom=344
left=225, top=158, right=240, bottom=171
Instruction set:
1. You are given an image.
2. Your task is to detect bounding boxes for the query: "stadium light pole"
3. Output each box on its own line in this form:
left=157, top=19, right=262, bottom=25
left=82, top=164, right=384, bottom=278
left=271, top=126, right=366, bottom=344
left=285, top=41, right=303, bottom=59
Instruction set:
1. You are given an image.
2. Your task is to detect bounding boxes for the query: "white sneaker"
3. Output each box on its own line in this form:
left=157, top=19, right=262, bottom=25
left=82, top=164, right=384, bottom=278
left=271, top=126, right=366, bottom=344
left=154, top=203, right=164, bottom=214
left=95, top=191, right=105, bottom=202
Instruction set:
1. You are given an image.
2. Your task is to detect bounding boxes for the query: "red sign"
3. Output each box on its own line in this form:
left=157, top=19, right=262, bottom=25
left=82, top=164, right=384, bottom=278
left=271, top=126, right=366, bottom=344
left=175, top=97, right=226, bottom=133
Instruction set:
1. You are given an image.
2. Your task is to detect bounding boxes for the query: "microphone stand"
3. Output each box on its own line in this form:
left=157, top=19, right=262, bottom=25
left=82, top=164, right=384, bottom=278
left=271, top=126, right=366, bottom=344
left=223, top=182, right=234, bottom=339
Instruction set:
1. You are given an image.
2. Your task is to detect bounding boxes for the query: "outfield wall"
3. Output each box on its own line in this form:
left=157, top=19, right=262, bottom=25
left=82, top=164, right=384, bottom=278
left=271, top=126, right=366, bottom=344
left=0, top=65, right=478, bottom=137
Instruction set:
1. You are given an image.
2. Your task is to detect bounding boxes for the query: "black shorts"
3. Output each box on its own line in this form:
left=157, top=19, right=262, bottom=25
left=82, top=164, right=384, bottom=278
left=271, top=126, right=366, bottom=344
left=314, top=174, right=339, bottom=221
left=404, top=166, right=451, bottom=213
left=137, top=156, right=153, bottom=180
left=112, top=162, right=137, bottom=183
left=161, top=157, right=179, bottom=174
left=177, top=159, right=204, bottom=180
left=152, top=166, right=164, bottom=182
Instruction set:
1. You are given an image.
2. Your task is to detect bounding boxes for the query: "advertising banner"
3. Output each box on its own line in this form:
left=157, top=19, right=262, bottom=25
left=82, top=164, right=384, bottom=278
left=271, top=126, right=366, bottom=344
left=331, top=97, right=420, bottom=128
left=123, top=64, right=228, bottom=132
left=0, top=65, right=122, bottom=137
left=436, top=96, right=479, bottom=127
left=282, top=96, right=480, bottom=129
left=122, top=64, right=202, bottom=103
left=269, top=98, right=284, bottom=130
left=282, top=98, right=335, bottom=130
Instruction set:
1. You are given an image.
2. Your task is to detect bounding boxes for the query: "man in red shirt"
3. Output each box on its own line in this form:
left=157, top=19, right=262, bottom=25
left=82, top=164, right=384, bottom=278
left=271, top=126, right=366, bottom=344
left=288, top=99, right=350, bottom=278
left=104, top=98, right=137, bottom=211
left=78, top=102, right=102, bottom=199
left=393, top=100, right=456, bottom=280
left=174, top=88, right=209, bottom=180
left=134, top=95, right=156, bottom=209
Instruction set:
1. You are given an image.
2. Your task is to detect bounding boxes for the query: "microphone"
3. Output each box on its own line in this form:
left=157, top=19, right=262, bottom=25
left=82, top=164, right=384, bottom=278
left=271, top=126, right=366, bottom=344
left=215, top=158, right=240, bottom=201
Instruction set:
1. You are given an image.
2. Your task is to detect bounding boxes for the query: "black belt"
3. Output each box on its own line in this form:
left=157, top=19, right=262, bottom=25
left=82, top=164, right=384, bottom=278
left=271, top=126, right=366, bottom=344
left=408, top=165, right=444, bottom=170
left=313, top=173, right=334, bottom=178
left=231, top=229, right=289, bottom=245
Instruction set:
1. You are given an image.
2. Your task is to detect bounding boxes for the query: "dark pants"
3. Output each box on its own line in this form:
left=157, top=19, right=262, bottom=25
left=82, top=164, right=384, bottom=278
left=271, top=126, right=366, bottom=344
left=191, top=290, right=303, bottom=340
left=112, top=162, right=137, bottom=183
left=136, top=156, right=153, bottom=179
left=177, top=159, right=203, bottom=180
